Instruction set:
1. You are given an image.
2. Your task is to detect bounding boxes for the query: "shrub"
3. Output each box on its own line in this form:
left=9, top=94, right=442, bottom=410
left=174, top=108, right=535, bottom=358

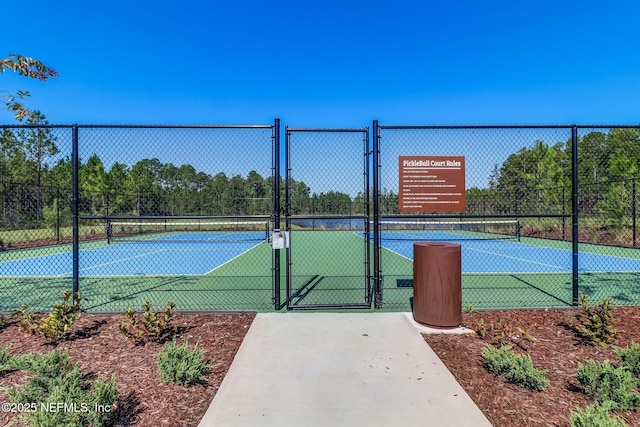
left=0, top=346, right=15, bottom=372
left=157, top=338, right=213, bottom=386
left=5, top=348, right=119, bottom=427
left=575, top=359, right=640, bottom=410
left=572, top=294, right=617, bottom=347
left=14, top=290, right=83, bottom=341
left=119, top=300, right=176, bottom=343
left=476, top=318, right=513, bottom=346
left=13, top=347, right=75, bottom=377
left=570, top=402, right=628, bottom=427
left=482, top=344, right=549, bottom=391
left=614, top=341, right=640, bottom=377
left=476, top=318, right=535, bottom=347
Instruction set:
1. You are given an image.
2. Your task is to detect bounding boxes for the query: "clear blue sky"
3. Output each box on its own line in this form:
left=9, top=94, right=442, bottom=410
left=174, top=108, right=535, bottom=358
left=2, top=0, right=640, bottom=127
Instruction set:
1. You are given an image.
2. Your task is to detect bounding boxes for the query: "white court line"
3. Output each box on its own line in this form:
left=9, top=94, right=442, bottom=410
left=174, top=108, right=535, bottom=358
left=205, top=240, right=265, bottom=275
left=57, top=248, right=167, bottom=276
left=466, top=246, right=570, bottom=271
left=367, top=233, right=569, bottom=272
left=514, top=240, right=640, bottom=262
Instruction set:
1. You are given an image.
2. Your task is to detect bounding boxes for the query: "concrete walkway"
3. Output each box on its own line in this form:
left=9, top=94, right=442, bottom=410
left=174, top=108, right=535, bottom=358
left=199, top=312, right=492, bottom=427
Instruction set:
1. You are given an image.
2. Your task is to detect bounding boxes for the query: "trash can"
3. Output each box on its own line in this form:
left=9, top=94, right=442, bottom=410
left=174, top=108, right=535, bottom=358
left=413, top=242, right=462, bottom=328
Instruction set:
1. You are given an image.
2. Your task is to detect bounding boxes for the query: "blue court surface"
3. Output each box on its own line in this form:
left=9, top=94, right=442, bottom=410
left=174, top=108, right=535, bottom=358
left=378, top=232, right=640, bottom=274
left=0, top=239, right=266, bottom=277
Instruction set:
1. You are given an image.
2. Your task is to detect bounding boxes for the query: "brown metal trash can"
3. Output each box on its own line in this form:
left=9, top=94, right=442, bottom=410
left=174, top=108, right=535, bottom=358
left=413, top=242, right=462, bottom=328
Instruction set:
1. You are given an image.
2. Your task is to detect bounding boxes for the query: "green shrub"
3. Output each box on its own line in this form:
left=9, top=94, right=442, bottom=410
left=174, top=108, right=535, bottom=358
left=5, top=348, right=118, bottom=427
left=157, top=338, right=213, bottom=386
left=572, top=294, right=617, bottom=347
left=0, top=346, right=14, bottom=370
left=570, top=402, right=628, bottom=427
left=13, top=348, right=75, bottom=377
left=614, top=341, right=640, bottom=377
left=119, top=300, right=176, bottom=343
left=482, top=344, right=549, bottom=391
left=14, top=290, right=83, bottom=341
left=575, top=359, right=640, bottom=410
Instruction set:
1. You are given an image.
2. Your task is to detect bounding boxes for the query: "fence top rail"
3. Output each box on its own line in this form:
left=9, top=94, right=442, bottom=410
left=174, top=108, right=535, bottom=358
left=0, top=123, right=274, bottom=129
left=285, top=126, right=368, bottom=133
left=378, top=124, right=574, bottom=130
left=377, top=124, right=640, bottom=130
left=1, top=123, right=638, bottom=130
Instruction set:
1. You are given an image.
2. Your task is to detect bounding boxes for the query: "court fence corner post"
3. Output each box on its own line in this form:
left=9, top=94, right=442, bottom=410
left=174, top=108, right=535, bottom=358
left=72, top=124, right=80, bottom=300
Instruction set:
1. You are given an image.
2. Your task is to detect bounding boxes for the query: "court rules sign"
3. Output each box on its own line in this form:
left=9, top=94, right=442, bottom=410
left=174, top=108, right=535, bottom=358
left=398, top=156, right=466, bottom=212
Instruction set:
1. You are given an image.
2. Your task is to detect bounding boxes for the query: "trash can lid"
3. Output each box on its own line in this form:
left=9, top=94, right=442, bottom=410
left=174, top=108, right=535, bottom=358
left=414, top=241, right=461, bottom=248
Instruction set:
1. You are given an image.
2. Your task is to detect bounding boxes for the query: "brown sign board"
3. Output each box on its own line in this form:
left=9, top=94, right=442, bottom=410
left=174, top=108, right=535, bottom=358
left=398, top=156, right=466, bottom=212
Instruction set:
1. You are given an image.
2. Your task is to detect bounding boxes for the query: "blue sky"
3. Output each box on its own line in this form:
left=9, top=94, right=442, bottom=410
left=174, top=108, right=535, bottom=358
left=3, top=0, right=640, bottom=127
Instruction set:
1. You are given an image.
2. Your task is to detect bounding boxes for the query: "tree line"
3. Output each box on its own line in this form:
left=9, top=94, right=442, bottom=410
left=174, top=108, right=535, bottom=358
left=466, top=128, right=640, bottom=227
left=2, top=123, right=639, bottom=230
left=0, top=121, right=368, bottom=229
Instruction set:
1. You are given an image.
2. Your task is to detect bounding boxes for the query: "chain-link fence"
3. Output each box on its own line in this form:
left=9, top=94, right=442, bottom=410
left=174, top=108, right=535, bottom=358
left=0, top=125, right=74, bottom=312
left=0, top=123, right=278, bottom=312
left=1, top=122, right=640, bottom=312
left=373, top=124, right=575, bottom=310
left=575, top=127, right=640, bottom=304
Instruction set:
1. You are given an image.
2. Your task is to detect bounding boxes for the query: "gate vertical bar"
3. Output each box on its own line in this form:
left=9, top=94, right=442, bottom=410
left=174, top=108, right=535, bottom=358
left=363, top=127, right=371, bottom=304
left=284, top=126, right=292, bottom=310
left=372, top=120, right=382, bottom=309
left=272, top=118, right=281, bottom=309
left=71, top=124, right=80, bottom=297
left=571, top=125, right=579, bottom=305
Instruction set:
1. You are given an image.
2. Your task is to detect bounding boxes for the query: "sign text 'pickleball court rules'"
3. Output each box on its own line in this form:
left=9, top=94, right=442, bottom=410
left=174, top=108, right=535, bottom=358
left=398, top=156, right=466, bottom=212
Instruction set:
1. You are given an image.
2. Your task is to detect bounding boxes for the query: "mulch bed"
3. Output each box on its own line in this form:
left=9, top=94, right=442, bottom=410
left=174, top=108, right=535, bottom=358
left=3, top=307, right=640, bottom=426
left=424, top=307, right=640, bottom=427
left=0, top=312, right=255, bottom=427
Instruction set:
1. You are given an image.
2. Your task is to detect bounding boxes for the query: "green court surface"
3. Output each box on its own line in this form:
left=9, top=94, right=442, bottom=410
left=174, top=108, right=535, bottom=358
left=2, top=230, right=640, bottom=313
left=285, top=231, right=370, bottom=307
left=0, top=240, right=274, bottom=313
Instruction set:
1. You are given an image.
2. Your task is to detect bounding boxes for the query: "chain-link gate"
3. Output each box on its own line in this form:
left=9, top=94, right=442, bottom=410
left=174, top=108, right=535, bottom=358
left=283, top=127, right=371, bottom=309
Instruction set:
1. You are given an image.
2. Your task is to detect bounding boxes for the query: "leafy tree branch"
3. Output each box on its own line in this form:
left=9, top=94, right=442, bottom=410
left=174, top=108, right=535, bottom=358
left=1, top=53, right=59, bottom=121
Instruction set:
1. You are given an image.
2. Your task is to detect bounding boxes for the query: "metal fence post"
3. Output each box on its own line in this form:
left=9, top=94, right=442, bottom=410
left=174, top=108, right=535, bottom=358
left=284, top=126, right=291, bottom=310
left=363, top=126, right=371, bottom=304
left=572, top=125, right=579, bottom=306
left=273, top=118, right=281, bottom=310
left=72, top=124, right=80, bottom=298
left=372, top=120, right=382, bottom=309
